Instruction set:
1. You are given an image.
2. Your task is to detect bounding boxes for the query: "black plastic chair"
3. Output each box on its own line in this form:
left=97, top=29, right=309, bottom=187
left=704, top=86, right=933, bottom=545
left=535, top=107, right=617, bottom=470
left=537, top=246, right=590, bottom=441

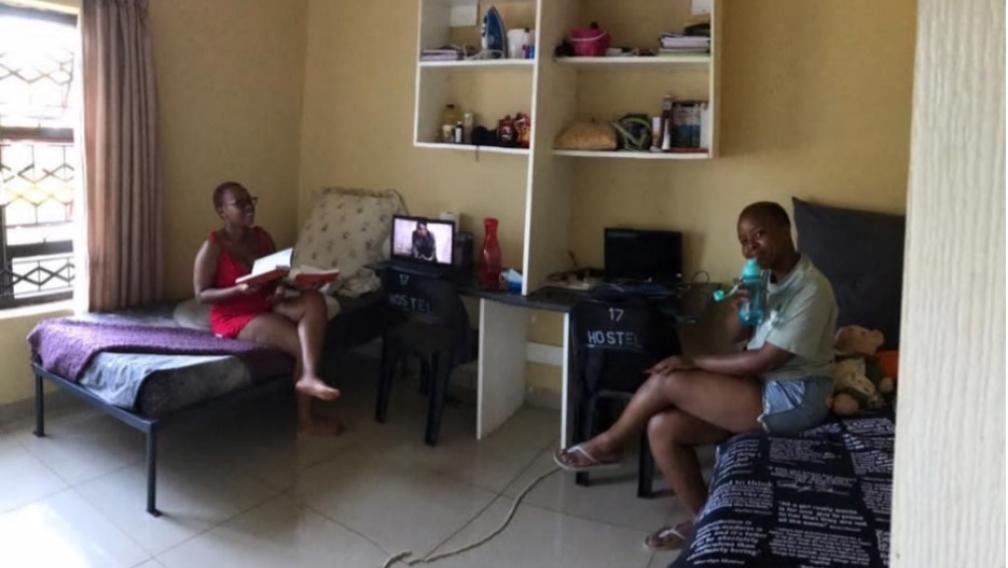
left=570, top=294, right=680, bottom=498
left=376, top=267, right=472, bottom=446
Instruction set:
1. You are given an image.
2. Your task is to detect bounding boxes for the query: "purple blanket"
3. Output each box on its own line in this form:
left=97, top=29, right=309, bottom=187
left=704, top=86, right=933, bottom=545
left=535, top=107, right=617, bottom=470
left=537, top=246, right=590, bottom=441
left=28, top=318, right=292, bottom=380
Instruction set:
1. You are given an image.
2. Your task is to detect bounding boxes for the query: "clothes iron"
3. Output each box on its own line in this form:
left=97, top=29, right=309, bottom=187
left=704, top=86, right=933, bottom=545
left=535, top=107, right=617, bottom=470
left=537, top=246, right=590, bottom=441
left=480, top=6, right=507, bottom=59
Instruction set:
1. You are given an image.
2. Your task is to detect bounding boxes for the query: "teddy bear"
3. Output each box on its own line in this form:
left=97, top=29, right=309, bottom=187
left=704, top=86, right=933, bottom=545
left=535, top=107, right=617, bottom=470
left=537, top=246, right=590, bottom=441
left=829, top=325, right=896, bottom=416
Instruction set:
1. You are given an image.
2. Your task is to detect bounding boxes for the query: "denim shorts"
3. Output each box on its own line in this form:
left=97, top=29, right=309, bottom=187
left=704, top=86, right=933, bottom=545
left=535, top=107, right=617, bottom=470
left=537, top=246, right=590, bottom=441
left=758, top=376, right=833, bottom=435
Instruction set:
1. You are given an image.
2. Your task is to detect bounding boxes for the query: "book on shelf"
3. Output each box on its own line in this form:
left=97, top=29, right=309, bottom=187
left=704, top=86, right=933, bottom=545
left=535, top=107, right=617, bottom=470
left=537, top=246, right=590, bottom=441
left=657, top=33, right=710, bottom=56
left=420, top=46, right=463, bottom=61
left=657, top=48, right=710, bottom=56
left=667, top=101, right=710, bottom=152
left=235, top=248, right=340, bottom=289
left=659, top=33, right=710, bottom=49
left=659, top=38, right=710, bottom=47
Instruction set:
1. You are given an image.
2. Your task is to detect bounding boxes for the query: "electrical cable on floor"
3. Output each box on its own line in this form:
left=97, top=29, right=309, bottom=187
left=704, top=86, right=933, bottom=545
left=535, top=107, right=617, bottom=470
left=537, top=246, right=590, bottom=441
left=382, top=466, right=561, bottom=568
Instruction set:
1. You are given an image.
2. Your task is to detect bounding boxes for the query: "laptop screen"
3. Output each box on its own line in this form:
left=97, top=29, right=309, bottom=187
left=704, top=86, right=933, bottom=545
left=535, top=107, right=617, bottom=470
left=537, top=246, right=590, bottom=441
left=391, top=215, right=455, bottom=266
left=604, top=228, right=683, bottom=283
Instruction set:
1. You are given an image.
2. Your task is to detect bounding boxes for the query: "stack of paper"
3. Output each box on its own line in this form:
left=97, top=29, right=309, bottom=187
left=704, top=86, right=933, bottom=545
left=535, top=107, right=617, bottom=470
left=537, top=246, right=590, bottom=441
left=420, top=47, right=463, bottom=61
left=658, top=33, right=710, bottom=55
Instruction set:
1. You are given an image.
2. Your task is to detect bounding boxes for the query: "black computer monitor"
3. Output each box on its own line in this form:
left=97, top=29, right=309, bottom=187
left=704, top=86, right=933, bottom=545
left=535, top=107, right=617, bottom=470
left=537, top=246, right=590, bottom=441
left=604, top=228, right=683, bottom=283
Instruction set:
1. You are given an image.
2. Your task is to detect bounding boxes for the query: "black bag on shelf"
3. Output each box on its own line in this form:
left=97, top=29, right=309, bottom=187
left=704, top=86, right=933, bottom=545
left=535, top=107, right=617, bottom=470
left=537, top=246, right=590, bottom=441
left=472, top=126, right=498, bottom=146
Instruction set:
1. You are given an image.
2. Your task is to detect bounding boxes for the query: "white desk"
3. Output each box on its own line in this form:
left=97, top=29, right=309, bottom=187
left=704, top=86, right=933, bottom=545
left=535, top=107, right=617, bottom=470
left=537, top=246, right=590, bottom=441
left=469, top=287, right=579, bottom=448
left=469, top=284, right=713, bottom=448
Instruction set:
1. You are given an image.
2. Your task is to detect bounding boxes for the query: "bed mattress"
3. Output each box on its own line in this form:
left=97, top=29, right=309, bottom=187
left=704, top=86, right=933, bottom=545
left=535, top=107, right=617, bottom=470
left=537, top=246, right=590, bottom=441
left=670, top=413, right=894, bottom=568
left=70, top=306, right=291, bottom=418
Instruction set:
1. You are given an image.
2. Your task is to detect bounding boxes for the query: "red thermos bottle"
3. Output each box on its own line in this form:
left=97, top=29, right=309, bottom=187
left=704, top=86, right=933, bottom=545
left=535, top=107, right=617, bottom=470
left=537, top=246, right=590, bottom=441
left=479, top=217, right=502, bottom=289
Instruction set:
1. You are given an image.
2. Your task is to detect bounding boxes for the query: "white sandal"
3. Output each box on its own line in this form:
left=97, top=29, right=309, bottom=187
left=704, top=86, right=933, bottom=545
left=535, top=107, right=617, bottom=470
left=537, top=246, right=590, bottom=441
left=552, top=444, right=623, bottom=472
left=644, top=521, right=693, bottom=551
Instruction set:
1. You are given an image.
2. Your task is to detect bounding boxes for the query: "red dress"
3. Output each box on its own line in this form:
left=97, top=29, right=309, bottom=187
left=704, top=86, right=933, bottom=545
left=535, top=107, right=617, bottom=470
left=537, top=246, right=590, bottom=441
left=209, top=227, right=274, bottom=339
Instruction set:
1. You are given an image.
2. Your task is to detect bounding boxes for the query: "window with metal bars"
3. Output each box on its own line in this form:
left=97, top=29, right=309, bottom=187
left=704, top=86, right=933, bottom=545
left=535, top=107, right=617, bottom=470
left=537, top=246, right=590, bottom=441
left=0, top=4, right=78, bottom=308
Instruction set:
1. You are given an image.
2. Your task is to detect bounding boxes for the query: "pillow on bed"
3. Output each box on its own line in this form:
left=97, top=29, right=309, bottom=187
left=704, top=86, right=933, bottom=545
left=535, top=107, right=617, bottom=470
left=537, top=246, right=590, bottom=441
left=792, top=198, right=905, bottom=349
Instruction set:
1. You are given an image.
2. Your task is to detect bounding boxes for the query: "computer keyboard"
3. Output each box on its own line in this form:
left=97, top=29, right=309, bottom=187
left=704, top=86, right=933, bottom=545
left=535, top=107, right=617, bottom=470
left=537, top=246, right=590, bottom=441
left=528, top=286, right=588, bottom=306
left=597, top=281, right=676, bottom=298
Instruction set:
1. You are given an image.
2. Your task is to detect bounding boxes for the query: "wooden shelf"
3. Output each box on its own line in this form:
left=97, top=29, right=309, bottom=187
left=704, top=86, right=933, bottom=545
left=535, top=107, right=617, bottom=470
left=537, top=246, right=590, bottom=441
left=553, top=149, right=710, bottom=160
left=555, top=55, right=711, bottom=68
left=415, top=0, right=721, bottom=294
left=415, top=142, right=529, bottom=155
left=418, top=59, right=535, bottom=70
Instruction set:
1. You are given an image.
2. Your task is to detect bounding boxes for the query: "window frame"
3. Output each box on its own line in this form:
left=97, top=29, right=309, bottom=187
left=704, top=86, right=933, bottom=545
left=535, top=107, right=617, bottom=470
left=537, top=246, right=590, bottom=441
left=0, top=2, right=78, bottom=309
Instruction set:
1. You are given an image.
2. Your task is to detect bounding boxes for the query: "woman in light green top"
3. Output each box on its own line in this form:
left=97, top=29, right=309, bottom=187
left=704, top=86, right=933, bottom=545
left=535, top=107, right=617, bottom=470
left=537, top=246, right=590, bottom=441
left=554, top=201, right=837, bottom=551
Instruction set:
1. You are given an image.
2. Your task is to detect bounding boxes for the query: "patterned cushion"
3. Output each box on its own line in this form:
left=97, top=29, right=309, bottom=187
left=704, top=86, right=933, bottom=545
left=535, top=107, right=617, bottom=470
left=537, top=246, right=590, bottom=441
left=293, top=187, right=404, bottom=296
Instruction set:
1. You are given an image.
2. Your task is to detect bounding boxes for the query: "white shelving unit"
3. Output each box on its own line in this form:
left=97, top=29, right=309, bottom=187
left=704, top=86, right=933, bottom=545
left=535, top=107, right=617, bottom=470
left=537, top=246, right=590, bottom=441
left=413, top=0, right=721, bottom=443
left=553, top=149, right=710, bottom=160
left=414, top=141, right=530, bottom=155
left=555, top=54, right=711, bottom=67
left=413, top=0, right=537, bottom=151
left=523, top=0, right=721, bottom=292
left=418, top=59, right=535, bottom=69
left=414, top=0, right=722, bottom=290
left=414, top=0, right=721, bottom=288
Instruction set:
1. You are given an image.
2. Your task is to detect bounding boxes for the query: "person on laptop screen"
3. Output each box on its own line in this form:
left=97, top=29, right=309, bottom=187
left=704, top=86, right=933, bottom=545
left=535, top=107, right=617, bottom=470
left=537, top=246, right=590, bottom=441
left=411, top=221, right=437, bottom=262
left=392, top=216, right=454, bottom=269
left=553, top=201, right=838, bottom=551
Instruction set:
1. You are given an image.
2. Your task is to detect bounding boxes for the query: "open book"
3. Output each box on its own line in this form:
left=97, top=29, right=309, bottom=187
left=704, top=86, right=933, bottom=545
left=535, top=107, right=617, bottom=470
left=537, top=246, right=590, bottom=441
left=235, top=248, right=340, bottom=289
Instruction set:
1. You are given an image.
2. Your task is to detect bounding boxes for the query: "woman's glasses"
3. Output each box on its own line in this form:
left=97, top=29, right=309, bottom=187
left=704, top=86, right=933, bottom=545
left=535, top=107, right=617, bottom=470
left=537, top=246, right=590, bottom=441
left=227, top=196, right=258, bottom=209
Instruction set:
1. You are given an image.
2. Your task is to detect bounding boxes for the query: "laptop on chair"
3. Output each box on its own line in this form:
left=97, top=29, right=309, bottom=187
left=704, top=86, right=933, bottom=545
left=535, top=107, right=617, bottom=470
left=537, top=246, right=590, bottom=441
left=389, top=214, right=456, bottom=277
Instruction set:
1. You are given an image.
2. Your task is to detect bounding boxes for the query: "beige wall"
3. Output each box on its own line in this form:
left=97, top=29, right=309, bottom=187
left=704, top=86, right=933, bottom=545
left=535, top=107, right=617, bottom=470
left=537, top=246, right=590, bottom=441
left=571, top=0, right=916, bottom=282
left=0, top=305, right=72, bottom=404
left=297, top=0, right=529, bottom=269
left=151, top=0, right=308, bottom=300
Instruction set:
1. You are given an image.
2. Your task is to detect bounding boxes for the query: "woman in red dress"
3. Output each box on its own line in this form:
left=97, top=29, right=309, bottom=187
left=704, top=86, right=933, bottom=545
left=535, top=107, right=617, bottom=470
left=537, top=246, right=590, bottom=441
left=193, top=181, right=342, bottom=436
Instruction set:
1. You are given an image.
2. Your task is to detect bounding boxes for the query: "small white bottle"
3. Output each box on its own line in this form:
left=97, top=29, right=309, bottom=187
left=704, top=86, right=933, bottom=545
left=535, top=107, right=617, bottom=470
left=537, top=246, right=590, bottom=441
left=463, top=112, right=475, bottom=144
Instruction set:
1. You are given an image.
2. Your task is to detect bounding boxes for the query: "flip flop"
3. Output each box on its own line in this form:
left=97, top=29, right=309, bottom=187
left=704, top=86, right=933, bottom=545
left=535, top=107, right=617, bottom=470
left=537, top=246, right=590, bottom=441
left=552, top=444, right=623, bottom=472
left=643, top=521, right=694, bottom=551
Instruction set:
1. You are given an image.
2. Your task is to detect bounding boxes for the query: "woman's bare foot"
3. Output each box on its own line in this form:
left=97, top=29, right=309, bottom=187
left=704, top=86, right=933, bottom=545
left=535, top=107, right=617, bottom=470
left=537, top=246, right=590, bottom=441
left=298, top=414, right=345, bottom=437
left=295, top=375, right=341, bottom=401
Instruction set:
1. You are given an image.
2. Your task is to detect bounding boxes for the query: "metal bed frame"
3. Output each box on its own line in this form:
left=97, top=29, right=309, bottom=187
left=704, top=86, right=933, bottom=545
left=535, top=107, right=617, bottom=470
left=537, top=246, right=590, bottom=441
left=31, top=364, right=291, bottom=517
left=26, top=289, right=390, bottom=517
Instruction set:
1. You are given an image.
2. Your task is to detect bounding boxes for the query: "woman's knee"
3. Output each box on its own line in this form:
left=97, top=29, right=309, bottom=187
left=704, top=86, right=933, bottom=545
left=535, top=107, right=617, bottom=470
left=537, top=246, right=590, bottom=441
left=242, top=315, right=301, bottom=357
left=652, top=370, right=688, bottom=397
left=302, top=290, right=327, bottom=315
left=647, top=411, right=679, bottom=444
left=648, top=409, right=695, bottom=446
left=643, top=370, right=678, bottom=392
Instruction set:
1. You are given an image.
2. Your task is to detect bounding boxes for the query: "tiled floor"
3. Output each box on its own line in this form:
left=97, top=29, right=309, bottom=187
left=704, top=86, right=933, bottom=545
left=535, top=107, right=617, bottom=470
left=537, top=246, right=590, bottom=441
left=0, top=352, right=701, bottom=568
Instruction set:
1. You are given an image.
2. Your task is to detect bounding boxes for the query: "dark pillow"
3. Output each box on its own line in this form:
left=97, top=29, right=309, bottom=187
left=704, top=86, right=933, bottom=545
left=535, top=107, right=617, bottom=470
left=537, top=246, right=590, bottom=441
left=792, top=198, right=905, bottom=349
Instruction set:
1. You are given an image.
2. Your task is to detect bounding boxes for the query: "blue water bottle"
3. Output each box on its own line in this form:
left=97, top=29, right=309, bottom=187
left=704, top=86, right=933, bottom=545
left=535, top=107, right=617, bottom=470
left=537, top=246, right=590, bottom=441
left=712, top=258, right=767, bottom=326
